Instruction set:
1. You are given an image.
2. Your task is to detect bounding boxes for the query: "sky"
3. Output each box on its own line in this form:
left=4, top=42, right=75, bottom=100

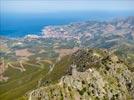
left=0, top=0, right=134, bottom=13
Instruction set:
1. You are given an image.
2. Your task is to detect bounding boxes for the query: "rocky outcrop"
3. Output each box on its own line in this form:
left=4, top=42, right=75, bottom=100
left=28, top=49, right=134, bottom=100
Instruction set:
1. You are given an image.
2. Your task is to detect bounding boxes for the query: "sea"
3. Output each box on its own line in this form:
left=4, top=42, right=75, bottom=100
left=0, top=11, right=134, bottom=38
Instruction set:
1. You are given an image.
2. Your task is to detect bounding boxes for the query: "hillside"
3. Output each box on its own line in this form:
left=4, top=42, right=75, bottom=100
left=27, top=49, right=134, bottom=100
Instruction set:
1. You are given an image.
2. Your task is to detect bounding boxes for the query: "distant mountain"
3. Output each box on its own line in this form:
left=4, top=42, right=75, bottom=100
left=42, top=16, right=134, bottom=48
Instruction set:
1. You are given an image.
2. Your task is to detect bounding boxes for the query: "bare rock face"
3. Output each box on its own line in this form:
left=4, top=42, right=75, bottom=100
left=28, top=49, right=134, bottom=100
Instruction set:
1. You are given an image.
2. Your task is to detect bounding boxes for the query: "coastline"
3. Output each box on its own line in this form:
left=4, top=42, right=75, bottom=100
left=1, top=16, right=134, bottom=39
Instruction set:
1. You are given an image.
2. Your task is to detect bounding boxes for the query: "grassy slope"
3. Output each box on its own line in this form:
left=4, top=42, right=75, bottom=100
left=0, top=61, right=50, bottom=100
left=41, top=55, right=72, bottom=85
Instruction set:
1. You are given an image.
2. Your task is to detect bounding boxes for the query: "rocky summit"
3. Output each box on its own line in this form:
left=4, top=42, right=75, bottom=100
left=28, top=49, right=134, bottom=100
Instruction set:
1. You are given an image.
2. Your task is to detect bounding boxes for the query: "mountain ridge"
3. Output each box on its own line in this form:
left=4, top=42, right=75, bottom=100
left=27, top=48, right=134, bottom=100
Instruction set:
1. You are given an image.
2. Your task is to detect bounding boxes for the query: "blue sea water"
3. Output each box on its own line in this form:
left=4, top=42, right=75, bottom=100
left=0, top=11, right=134, bottom=38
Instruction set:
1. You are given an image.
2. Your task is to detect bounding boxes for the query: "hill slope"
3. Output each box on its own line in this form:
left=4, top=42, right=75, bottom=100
left=28, top=49, right=134, bottom=100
